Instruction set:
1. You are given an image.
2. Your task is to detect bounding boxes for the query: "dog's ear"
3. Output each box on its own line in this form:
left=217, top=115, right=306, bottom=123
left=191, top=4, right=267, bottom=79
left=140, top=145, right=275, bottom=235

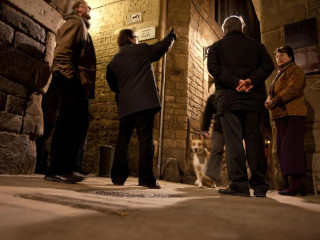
left=190, top=134, right=198, bottom=147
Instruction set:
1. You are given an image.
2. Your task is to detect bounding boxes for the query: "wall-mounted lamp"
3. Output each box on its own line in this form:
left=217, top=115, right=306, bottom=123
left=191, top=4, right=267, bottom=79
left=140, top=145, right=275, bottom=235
left=203, top=46, right=210, bottom=59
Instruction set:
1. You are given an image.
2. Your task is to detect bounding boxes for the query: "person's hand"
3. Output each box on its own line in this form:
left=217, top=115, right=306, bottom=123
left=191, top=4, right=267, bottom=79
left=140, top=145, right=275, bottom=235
left=236, top=79, right=246, bottom=92
left=243, top=79, right=253, bottom=92
left=236, top=79, right=253, bottom=92
left=200, top=131, right=209, bottom=139
left=265, top=96, right=275, bottom=109
left=168, top=28, right=177, bottom=40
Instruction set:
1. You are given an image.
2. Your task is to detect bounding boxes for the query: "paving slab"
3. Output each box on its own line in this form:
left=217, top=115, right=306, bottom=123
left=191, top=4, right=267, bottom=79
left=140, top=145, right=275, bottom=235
left=1, top=174, right=320, bottom=240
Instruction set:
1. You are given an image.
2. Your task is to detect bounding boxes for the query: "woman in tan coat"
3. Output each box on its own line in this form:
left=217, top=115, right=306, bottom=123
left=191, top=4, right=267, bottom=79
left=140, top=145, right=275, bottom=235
left=265, top=46, right=307, bottom=196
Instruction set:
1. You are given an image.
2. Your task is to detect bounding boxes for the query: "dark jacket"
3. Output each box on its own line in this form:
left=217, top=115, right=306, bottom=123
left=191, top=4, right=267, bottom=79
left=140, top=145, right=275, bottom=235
left=52, top=14, right=96, bottom=99
left=201, top=94, right=223, bottom=132
left=207, top=30, right=274, bottom=115
left=106, top=35, right=174, bottom=119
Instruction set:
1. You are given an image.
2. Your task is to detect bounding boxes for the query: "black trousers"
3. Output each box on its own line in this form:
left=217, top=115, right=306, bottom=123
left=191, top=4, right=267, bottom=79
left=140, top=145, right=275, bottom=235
left=47, top=72, right=89, bottom=175
left=112, top=109, right=157, bottom=185
left=35, top=122, right=54, bottom=174
left=220, top=111, right=269, bottom=193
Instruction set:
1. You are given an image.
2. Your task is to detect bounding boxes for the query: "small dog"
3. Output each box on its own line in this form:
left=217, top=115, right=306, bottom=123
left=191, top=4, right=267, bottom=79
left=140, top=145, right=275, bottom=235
left=190, top=139, right=214, bottom=188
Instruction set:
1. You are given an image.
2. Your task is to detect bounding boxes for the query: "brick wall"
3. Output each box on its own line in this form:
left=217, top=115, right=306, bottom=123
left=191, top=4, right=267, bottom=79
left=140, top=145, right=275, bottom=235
left=163, top=0, right=222, bottom=183
left=86, top=0, right=223, bottom=184
left=85, top=0, right=161, bottom=175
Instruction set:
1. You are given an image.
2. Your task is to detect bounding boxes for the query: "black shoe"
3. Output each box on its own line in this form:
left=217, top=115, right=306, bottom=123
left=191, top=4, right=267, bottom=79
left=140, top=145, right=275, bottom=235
left=278, top=186, right=306, bottom=196
left=218, top=188, right=250, bottom=197
left=138, top=182, right=161, bottom=189
left=73, top=170, right=90, bottom=177
left=112, top=178, right=125, bottom=186
left=254, top=192, right=267, bottom=197
left=44, top=173, right=84, bottom=184
left=74, top=168, right=90, bottom=176
left=113, top=182, right=124, bottom=186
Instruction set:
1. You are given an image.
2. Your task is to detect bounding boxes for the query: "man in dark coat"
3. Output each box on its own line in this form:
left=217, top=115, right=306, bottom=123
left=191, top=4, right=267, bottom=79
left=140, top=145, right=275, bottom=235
left=45, top=0, right=96, bottom=183
left=106, top=28, right=176, bottom=188
left=207, top=16, right=274, bottom=197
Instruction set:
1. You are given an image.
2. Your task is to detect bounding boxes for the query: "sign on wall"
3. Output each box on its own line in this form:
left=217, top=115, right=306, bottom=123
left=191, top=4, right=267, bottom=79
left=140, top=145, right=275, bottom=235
left=136, top=26, right=156, bottom=41
left=128, top=13, right=142, bottom=24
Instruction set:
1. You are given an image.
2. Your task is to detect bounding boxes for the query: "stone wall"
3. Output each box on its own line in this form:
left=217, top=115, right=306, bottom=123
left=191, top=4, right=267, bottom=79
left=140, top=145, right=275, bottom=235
left=252, top=0, right=320, bottom=193
left=163, top=0, right=222, bottom=183
left=2, top=0, right=318, bottom=193
left=0, top=0, right=64, bottom=174
left=86, top=0, right=162, bottom=175
left=87, top=0, right=222, bottom=184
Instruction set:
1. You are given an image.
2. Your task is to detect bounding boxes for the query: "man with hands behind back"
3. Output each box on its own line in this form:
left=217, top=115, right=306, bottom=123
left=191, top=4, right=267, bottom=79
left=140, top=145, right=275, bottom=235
left=207, top=16, right=274, bottom=197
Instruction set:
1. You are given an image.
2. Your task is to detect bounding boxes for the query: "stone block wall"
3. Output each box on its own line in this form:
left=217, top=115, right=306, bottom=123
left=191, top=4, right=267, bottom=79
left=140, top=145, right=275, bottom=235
left=163, top=0, right=222, bottom=183
left=186, top=0, right=223, bottom=183
left=253, top=0, right=320, bottom=193
left=187, top=1, right=222, bottom=137
left=0, top=0, right=64, bottom=174
left=86, top=0, right=161, bottom=174
left=87, top=0, right=222, bottom=184
left=161, top=0, right=192, bottom=182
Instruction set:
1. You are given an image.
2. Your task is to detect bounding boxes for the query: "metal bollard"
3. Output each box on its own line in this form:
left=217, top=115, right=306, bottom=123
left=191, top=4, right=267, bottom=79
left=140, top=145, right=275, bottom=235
left=98, top=145, right=114, bottom=177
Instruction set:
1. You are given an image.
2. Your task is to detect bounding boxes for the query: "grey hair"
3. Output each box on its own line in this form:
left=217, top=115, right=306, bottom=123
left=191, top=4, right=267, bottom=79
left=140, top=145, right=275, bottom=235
left=222, top=15, right=245, bottom=34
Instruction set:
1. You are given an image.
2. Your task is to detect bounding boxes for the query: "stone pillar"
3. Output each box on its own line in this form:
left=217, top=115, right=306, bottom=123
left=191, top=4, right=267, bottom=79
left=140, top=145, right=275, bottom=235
left=0, top=0, right=64, bottom=174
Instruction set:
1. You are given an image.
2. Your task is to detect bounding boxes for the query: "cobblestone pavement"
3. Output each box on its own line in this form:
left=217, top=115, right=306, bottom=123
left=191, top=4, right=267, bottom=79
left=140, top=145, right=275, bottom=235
left=1, top=175, right=320, bottom=240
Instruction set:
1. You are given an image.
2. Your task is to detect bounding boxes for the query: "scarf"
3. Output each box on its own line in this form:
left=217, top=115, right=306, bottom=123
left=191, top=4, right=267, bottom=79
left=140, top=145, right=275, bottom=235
left=269, top=60, right=295, bottom=98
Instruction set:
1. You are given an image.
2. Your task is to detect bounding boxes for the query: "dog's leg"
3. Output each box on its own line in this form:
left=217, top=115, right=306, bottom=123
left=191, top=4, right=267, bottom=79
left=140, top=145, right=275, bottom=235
left=211, top=182, right=217, bottom=188
left=195, top=169, right=203, bottom=188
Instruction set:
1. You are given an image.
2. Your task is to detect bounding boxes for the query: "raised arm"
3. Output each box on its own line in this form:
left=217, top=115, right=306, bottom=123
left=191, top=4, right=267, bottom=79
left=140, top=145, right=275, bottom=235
left=146, top=29, right=176, bottom=63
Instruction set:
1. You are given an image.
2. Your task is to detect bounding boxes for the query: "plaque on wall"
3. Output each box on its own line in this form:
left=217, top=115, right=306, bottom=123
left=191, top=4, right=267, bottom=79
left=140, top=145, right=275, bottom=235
left=284, top=18, right=320, bottom=73
left=136, top=26, right=156, bottom=41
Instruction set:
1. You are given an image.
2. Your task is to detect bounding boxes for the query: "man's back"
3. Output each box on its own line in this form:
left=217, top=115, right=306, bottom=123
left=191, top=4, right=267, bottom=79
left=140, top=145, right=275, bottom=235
left=207, top=30, right=274, bottom=114
left=107, top=35, right=174, bottom=119
left=109, top=43, right=160, bottom=118
left=215, top=32, right=267, bottom=81
left=110, top=44, right=157, bottom=97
